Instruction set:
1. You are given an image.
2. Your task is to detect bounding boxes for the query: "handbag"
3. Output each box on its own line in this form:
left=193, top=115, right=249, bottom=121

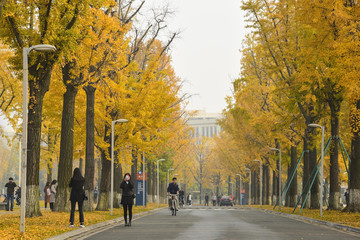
left=83, top=192, right=88, bottom=200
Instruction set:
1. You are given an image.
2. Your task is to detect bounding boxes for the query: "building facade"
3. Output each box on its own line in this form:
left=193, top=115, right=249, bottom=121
left=187, top=111, right=222, bottom=144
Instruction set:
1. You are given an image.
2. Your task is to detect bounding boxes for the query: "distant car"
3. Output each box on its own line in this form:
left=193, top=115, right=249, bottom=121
left=220, top=196, right=233, bottom=206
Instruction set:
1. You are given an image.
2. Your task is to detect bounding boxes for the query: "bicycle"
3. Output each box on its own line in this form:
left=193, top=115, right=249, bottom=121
left=169, top=194, right=178, bottom=216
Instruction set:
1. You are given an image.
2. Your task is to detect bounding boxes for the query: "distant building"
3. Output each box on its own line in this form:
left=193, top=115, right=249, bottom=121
left=187, top=111, right=222, bottom=144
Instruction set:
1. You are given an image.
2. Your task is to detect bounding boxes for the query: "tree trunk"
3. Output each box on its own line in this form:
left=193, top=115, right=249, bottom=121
left=262, top=164, right=267, bottom=205
left=113, top=161, right=122, bottom=208
left=349, top=99, right=360, bottom=212
left=328, top=104, right=341, bottom=210
left=55, top=84, right=78, bottom=212
left=83, top=85, right=96, bottom=212
left=152, top=162, right=156, bottom=203
left=147, top=161, right=152, bottom=202
left=25, top=85, right=44, bottom=218
left=46, top=132, right=53, bottom=184
left=309, top=145, right=320, bottom=209
left=302, top=135, right=311, bottom=208
left=289, top=146, right=298, bottom=207
left=131, top=149, right=138, bottom=186
left=96, top=124, right=111, bottom=211
left=272, top=169, right=278, bottom=206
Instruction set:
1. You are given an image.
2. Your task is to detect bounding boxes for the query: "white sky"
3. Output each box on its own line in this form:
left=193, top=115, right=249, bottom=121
left=147, top=0, right=247, bottom=113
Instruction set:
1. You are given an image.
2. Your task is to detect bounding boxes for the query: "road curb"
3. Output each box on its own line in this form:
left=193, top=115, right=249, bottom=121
left=46, top=207, right=166, bottom=240
left=246, top=206, right=360, bottom=235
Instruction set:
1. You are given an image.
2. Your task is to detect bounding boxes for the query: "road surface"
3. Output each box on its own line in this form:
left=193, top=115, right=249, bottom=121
left=85, top=206, right=360, bottom=240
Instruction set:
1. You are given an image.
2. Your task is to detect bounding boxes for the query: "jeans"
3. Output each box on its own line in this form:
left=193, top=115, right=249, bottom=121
left=70, top=200, right=84, bottom=225
left=123, top=204, right=133, bottom=223
left=6, top=194, right=14, bottom=211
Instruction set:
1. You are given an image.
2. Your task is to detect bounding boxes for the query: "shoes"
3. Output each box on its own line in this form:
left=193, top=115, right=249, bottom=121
left=128, top=222, right=131, bottom=227
left=80, top=224, right=85, bottom=228
left=69, top=224, right=74, bottom=228
left=125, top=222, right=128, bottom=227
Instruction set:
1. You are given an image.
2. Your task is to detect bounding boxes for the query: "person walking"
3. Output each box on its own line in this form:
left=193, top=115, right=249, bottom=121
left=50, top=180, right=57, bottom=211
left=212, top=194, right=217, bottom=206
left=120, top=173, right=134, bottom=227
left=345, top=189, right=350, bottom=207
left=44, top=182, right=51, bottom=209
left=69, top=168, right=86, bottom=228
left=187, top=193, right=192, bottom=206
left=5, top=177, right=16, bottom=211
left=205, top=193, right=209, bottom=206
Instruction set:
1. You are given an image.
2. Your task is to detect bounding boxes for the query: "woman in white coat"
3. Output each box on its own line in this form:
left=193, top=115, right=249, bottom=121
left=50, top=180, right=57, bottom=211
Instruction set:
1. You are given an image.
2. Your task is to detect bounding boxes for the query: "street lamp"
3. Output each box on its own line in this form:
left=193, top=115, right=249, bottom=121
left=157, top=159, right=165, bottom=207
left=111, top=119, right=128, bottom=216
left=245, top=168, right=251, bottom=205
left=308, top=123, right=325, bottom=217
left=236, top=174, right=242, bottom=206
left=21, top=44, right=56, bottom=234
left=271, top=147, right=282, bottom=210
left=253, top=159, right=262, bottom=206
left=167, top=168, right=174, bottom=188
left=16, top=133, right=22, bottom=187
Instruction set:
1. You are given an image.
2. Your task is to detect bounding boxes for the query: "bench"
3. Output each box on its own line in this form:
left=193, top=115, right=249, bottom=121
left=0, top=202, right=7, bottom=210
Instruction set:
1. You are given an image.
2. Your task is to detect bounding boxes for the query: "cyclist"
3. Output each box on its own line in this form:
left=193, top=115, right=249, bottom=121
left=179, top=188, right=185, bottom=207
left=167, top=177, right=179, bottom=211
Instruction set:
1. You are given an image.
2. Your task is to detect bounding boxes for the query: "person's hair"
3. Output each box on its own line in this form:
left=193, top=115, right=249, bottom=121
left=172, top=177, right=177, bottom=180
left=123, top=173, right=131, bottom=180
left=72, top=168, right=85, bottom=181
left=9, top=177, right=13, bottom=180
left=51, top=180, right=57, bottom=185
left=46, top=182, right=50, bottom=187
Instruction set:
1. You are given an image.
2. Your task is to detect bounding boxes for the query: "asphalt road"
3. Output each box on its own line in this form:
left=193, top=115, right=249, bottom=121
left=85, top=207, right=360, bottom=240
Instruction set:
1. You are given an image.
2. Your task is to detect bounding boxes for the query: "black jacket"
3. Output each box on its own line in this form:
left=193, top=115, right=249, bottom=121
left=167, top=183, right=179, bottom=194
left=69, top=178, right=85, bottom=202
left=5, top=182, right=16, bottom=194
left=120, top=181, right=134, bottom=197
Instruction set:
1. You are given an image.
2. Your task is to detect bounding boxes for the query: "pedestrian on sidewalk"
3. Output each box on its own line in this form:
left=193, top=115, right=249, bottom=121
left=205, top=193, right=209, bottom=206
left=345, top=189, right=350, bottom=207
left=5, top=177, right=16, bottom=211
left=120, top=173, right=134, bottom=227
left=212, top=194, right=217, bottom=206
left=50, top=180, right=57, bottom=211
left=187, top=193, right=192, bottom=206
left=69, top=168, right=86, bottom=228
left=44, top=182, right=51, bottom=209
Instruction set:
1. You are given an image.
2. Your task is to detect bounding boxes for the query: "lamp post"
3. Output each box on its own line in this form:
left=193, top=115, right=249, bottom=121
left=16, top=133, right=22, bottom=187
left=245, top=168, right=251, bottom=205
left=167, top=168, right=174, bottom=188
left=21, top=44, right=56, bottom=234
left=157, top=159, right=165, bottom=207
left=271, top=147, right=282, bottom=210
left=111, top=119, right=128, bottom=216
left=308, top=123, right=325, bottom=217
left=253, top=159, right=262, bottom=206
left=236, top=174, right=242, bottom=205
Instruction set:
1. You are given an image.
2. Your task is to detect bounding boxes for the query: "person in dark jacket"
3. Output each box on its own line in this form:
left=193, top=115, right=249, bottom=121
left=5, top=177, right=17, bottom=211
left=69, top=168, right=85, bottom=228
left=120, top=173, right=134, bottom=227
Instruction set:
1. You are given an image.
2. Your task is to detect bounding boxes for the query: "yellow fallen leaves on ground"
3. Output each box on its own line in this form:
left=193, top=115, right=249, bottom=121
left=0, top=203, right=166, bottom=240
left=251, top=205, right=360, bottom=228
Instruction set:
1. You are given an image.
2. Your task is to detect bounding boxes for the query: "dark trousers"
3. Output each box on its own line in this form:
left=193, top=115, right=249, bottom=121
left=45, top=202, right=48, bottom=209
left=70, top=200, right=84, bottom=224
left=50, top=202, right=54, bottom=211
left=205, top=200, right=209, bottom=206
left=123, top=204, right=133, bottom=223
left=6, top=194, right=14, bottom=211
